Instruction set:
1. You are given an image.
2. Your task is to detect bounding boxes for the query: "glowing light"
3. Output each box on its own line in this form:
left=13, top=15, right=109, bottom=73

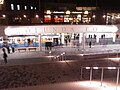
left=35, top=15, right=39, bottom=18
left=63, top=52, right=65, bottom=55
left=0, top=0, right=4, bottom=4
left=23, top=15, right=26, bottom=18
left=108, top=67, right=116, bottom=69
left=53, top=11, right=64, bottom=14
left=86, top=67, right=90, bottom=69
left=46, top=10, right=51, bottom=14
left=49, top=51, right=51, bottom=54
left=84, top=11, right=89, bottom=14
left=79, top=54, right=84, bottom=56
left=92, top=15, right=96, bottom=18
left=72, top=11, right=82, bottom=14
left=2, top=14, right=6, bottom=18
left=103, top=15, right=106, bottom=18
left=66, top=10, right=70, bottom=14
left=79, top=81, right=107, bottom=87
left=93, top=67, right=99, bottom=69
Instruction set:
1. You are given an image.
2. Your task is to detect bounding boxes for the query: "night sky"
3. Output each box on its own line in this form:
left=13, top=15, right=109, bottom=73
left=41, top=0, right=120, bottom=10
left=5, top=0, right=120, bottom=10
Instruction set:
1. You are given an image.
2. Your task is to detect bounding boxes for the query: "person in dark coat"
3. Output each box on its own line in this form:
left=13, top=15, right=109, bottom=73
left=6, top=46, right=10, bottom=54
left=2, top=48, right=8, bottom=63
left=89, top=41, right=92, bottom=48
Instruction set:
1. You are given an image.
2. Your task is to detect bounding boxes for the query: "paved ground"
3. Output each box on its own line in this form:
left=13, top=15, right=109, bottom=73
left=5, top=81, right=120, bottom=90
left=0, top=44, right=120, bottom=65
left=0, top=44, right=120, bottom=90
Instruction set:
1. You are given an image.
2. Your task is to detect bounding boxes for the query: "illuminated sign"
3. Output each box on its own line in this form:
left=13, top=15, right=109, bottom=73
left=4, top=25, right=118, bottom=36
left=0, top=0, right=4, bottom=4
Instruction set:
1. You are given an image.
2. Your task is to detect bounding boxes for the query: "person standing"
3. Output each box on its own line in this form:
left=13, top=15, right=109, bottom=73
left=89, top=41, right=92, bottom=48
left=2, top=48, right=8, bottom=63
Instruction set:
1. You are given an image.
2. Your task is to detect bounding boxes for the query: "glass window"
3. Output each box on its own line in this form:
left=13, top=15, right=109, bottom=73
left=11, top=4, right=14, bottom=10
left=44, top=15, right=51, bottom=22
left=24, top=6, right=27, bottom=10
left=54, top=15, right=64, bottom=23
left=17, top=5, right=20, bottom=10
left=31, top=6, right=33, bottom=10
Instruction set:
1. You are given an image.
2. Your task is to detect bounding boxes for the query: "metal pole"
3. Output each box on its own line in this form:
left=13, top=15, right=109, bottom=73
left=81, top=67, right=83, bottom=80
left=38, top=34, right=42, bottom=51
left=101, top=68, right=104, bottom=86
left=90, top=67, right=92, bottom=83
left=116, top=68, right=119, bottom=90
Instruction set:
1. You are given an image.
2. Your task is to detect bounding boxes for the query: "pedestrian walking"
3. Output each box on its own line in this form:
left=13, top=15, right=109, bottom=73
left=11, top=42, right=15, bottom=53
left=89, top=41, right=92, bottom=48
left=6, top=46, right=10, bottom=54
left=11, top=46, right=15, bottom=53
left=2, top=48, right=8, bottom=63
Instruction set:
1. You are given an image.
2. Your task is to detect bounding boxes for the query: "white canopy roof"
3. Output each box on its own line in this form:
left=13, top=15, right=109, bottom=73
left=4, top=25, right=118, bottom=36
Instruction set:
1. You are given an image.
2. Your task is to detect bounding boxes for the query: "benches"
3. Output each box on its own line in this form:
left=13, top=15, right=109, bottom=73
left=28, top=47, right=37, bottom=51
left=18, top=48, right=26, bottom=52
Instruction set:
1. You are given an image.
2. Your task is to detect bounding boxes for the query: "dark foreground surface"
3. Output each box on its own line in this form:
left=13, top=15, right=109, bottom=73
left=0, top=58, right=119, bottom=89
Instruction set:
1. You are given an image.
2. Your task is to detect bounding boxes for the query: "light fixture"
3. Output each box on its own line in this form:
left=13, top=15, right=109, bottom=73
left=46, top=10, right=51, bottom=14
left=66, top=10, right=70, bottom=14
left=23, top=15, right=27, bottom=18
left=92, top=15, right=96, bottom=18
left=84, top=11, right=89, bottom=14
left=2, top=15, right=6, bottom=18
left=35, top=15, right=39, bottom=18
left=103, top=15, right=106, bottom=18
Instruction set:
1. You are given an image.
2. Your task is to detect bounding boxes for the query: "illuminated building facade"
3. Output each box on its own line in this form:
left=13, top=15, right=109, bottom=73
left=0, top=0, right=120, bottom=49
left=0, top=0, right=119, bottom=25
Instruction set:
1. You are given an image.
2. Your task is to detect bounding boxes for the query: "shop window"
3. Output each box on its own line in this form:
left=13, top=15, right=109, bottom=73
left=44, top=15, right=51, bottom=22
left=54, top=15, right=64, bottom=23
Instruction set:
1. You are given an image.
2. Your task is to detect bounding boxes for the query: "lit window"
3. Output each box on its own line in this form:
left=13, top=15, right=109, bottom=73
left=2, top=15, right=6, bottom=18
left=24, top=6, right=27, bottom=10
left=35, top=15, right=39, bottom=18
left=66, top=10, right=70, bottom=14
left=17, top=5, right=20, bottom=10
left=31, top=6, right=33, bottom=10
left=11, top=4, right=14, bottom=10
left=23, top=15, right=27, bottom=18
left=46, top=10, right=51, bottom=14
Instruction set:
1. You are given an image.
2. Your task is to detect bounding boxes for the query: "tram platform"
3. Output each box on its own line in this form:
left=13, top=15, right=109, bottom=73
left=0, top=44, right=120, bottom=65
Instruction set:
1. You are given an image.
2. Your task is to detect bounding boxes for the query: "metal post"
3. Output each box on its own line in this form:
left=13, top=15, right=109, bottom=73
left=61, top=53, right=63, bottom=61
left=116, top=68, right=119, bottom=90
left=90, top=67, right=92, bottom=83
left=101, top=68, right=104, bottom=86
left=38, top=34, right=42, bottom=51
left=81, top=67, right=83, bottom=80
left=117, top=49, right=119, bottom=58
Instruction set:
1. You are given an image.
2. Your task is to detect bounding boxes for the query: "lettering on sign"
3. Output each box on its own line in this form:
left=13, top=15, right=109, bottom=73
left=53, top=27, right=57, bottom=33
